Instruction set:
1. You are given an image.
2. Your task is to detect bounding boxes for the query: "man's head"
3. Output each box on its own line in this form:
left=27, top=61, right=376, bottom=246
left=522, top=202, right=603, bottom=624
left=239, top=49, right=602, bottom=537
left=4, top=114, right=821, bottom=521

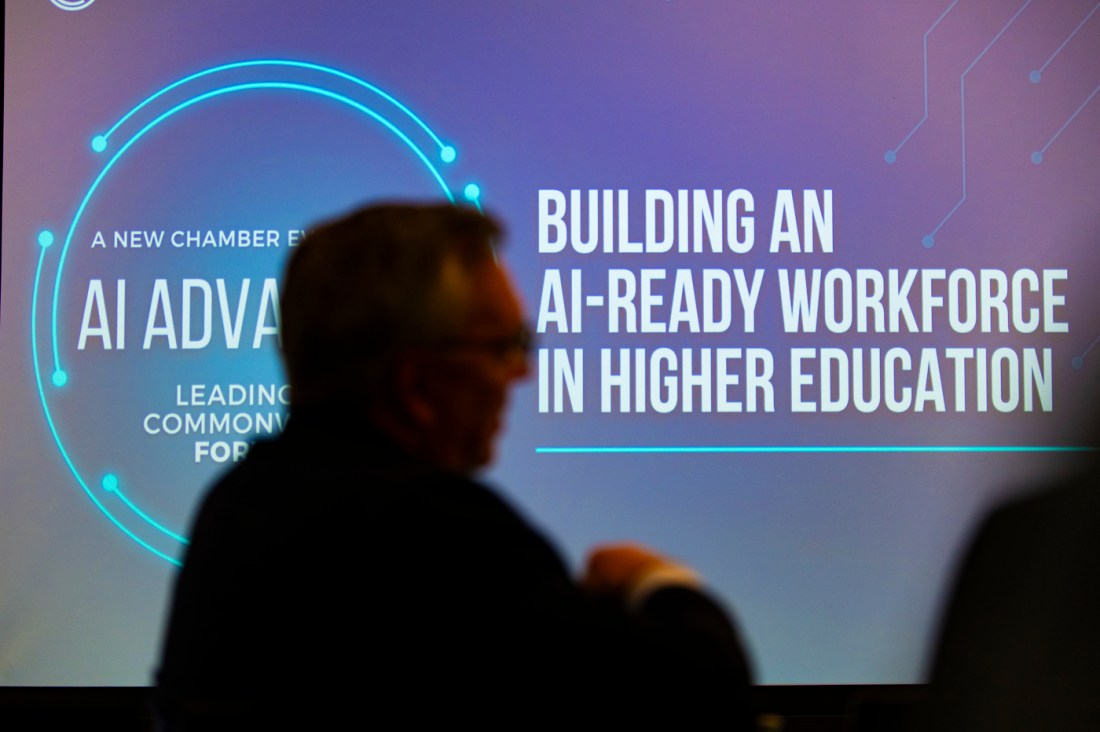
left=280, top=202, right=530, bottom=473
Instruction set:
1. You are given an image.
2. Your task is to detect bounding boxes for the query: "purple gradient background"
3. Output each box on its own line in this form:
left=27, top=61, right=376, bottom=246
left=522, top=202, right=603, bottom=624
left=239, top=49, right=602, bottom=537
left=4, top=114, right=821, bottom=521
left=2, top=0, right=1098, bottom=684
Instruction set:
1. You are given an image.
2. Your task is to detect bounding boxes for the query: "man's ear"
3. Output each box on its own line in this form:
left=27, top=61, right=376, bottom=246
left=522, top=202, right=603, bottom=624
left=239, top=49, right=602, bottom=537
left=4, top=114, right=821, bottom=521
left=394, top=351, right=437, bottom=430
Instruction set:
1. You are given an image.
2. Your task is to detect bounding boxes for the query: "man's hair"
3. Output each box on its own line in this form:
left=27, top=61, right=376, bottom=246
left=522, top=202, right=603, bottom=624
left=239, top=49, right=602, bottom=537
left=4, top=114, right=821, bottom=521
left=280, top=202, right=502, bottom=408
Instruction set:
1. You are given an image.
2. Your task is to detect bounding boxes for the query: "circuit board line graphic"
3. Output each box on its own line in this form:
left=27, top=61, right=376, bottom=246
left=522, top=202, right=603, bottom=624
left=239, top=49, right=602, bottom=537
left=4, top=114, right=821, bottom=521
left=887, top=0, right=960, bottom=161
left=1036, top=82, right=1100, bottom=159
left=925, top=0, right=1034, bottom=248
left=1034, top=1, right=1100, bottom=79
left=1074, top=334, right=1100, bottom=370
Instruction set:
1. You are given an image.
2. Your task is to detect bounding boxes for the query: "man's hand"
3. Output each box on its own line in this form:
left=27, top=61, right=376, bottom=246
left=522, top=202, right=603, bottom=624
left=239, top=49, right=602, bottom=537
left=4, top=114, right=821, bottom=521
left=582, top=543, right=700, bottom=604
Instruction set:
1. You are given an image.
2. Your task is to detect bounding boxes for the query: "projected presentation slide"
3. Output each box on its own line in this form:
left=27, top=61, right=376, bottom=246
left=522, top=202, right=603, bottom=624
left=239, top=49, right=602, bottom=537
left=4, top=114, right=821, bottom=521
left=2, top=0, right=1097, bottom=685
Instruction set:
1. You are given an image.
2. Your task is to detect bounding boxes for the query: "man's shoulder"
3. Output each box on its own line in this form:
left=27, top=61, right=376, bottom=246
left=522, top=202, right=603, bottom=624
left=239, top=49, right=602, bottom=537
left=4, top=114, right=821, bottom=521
left=193, top=423, right=397, bottom=515
left=969, top=473, right=1100, bottom=566
left=188, top=428, right=560, bottom=561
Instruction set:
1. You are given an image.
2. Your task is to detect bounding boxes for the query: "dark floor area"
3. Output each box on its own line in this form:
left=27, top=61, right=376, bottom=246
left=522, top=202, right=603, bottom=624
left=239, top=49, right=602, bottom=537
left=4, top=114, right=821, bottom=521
left=0, top=685, right=924, bottom=731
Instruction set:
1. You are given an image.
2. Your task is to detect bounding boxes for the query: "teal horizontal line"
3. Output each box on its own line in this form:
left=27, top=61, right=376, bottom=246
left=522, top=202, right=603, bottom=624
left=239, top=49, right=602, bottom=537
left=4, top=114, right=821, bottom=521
left=536, top=445, right=1095, bottom=454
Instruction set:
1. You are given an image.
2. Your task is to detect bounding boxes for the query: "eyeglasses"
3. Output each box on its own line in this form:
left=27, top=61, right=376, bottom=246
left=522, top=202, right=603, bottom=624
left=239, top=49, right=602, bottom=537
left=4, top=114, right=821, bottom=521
left=434, top=323, right=536, bottom=362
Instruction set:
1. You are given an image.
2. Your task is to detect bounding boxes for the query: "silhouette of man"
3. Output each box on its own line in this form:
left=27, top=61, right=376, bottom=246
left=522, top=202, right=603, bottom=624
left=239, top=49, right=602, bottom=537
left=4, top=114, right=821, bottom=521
left=156, top=202, right=752, bottom=728
left=918, top=464, right=1100, bottom=729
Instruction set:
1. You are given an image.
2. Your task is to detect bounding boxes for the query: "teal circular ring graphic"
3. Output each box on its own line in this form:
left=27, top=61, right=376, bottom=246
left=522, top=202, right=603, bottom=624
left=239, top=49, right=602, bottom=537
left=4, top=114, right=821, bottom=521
left=51, top=0, right=97, bottom=11
left=32, top=59, right=482, bottom=564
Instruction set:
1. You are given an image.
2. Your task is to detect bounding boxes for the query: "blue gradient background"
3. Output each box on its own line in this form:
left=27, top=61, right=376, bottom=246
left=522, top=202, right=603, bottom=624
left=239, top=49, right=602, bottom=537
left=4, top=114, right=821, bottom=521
left=2, top=0, right=1098, bottom=684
